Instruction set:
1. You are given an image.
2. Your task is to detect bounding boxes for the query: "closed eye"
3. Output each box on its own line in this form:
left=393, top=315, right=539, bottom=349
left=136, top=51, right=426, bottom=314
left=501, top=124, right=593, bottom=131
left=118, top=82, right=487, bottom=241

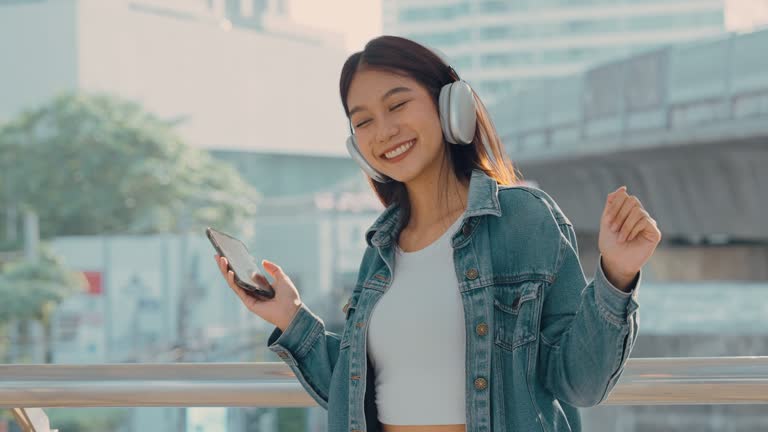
left=391, top=101, right=408, bottom=111
left=354, top=101, right=410, bottom=128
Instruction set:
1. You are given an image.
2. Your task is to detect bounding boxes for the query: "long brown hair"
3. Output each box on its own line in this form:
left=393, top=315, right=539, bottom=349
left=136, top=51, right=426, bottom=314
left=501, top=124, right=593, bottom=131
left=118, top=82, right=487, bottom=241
left=339, top=35, right=522, bottom=227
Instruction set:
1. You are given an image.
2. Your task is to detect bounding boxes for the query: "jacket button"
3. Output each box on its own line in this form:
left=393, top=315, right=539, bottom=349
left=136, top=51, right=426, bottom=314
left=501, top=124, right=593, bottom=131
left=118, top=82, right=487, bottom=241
left=474, top=377, right=488, bottom=390
left=351, top=375, right=361, bottom=380
left=355, top=322, right=365, bottom=328
left=465, top=268, right=479, bottom=280
left=476, top=323, right=488, bottom=336
left=277, top=351, right=289, bottom=359
left=462, top=224, right=471, bottom=236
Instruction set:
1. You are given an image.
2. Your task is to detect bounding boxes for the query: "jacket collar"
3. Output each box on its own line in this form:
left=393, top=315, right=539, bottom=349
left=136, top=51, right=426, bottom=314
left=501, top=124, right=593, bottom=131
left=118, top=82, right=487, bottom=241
left=365, top=168, right=503, bottom=247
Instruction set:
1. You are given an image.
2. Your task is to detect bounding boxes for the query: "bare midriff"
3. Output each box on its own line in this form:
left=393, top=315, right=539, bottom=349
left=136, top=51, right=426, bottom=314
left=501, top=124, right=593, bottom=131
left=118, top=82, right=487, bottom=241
left=381, top=424, right=466, bottom=432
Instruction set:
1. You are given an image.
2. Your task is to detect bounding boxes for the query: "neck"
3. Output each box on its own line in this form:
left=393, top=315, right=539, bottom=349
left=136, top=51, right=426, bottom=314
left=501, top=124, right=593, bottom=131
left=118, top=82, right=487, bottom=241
left=403, top=162, right=469, bottom=230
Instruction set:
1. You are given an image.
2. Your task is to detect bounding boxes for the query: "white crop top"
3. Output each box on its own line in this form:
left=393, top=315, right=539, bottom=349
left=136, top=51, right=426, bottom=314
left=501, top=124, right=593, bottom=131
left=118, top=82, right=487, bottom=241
left=367, top=213, right=467, bottom=425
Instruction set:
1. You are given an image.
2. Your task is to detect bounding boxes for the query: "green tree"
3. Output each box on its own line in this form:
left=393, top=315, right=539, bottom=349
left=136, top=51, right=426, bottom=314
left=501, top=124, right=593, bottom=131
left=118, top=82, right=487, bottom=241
left=0, top=247, right=87, bottom=362
left=0, top=91, right=259, bottom=239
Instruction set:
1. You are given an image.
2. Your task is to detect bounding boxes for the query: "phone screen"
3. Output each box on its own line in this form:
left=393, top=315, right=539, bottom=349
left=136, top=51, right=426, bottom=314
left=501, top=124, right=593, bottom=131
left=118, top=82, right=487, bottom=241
left=206, top=227, right=275, bottom=299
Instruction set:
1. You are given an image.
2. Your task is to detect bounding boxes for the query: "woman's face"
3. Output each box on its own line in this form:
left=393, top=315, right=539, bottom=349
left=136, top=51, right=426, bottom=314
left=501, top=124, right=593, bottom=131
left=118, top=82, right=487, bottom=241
left=346, top=68, right=445, bottom=184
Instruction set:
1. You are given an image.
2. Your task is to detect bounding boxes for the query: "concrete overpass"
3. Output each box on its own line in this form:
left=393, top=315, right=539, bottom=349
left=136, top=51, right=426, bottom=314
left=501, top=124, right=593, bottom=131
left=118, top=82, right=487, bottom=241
left=490, top=28, right=768, bottom=280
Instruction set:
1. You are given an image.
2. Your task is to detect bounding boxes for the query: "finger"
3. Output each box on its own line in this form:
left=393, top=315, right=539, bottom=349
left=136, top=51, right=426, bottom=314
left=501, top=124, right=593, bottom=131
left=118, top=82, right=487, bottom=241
left=605, top=186, right=628, bottom=223
left=619, top=207, right=648, bottom=242
left=613, top=196, right=640, bottom=233
left=262, top=259, right=286, bottom=282
left=215, top=255, right=227, bottom=276
left=627, top=217, right=650, bottom=242
left=227, top=270, right=249, bottom=302
left=219, top=257, right=230, bottom=276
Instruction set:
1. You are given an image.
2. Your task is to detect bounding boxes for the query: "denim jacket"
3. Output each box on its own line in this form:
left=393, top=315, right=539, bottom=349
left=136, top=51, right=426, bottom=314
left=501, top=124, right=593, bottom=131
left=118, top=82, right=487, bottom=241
left=267, top=168, right=641, bottom=432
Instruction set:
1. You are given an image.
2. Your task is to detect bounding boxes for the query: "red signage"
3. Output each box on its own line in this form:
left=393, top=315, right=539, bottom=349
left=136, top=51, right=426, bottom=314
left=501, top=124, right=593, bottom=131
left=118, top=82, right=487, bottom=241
left=83, top=271, right=103, bottom=295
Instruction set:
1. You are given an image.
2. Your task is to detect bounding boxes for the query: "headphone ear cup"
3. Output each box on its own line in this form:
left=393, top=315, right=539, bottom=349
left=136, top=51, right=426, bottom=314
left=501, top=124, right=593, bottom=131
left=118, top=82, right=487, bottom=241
left=346, top=135, right=391, bottom=183
left=439, top=81, right=477, bottom=145
left=439, top=83, right=456, bottom=144
left=448, top=81, right=477, bottom=145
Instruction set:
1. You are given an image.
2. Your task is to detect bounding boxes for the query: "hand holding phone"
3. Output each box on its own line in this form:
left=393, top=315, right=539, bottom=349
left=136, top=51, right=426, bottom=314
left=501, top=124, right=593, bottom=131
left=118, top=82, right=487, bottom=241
left=206, top=227, right=275, bottom=299
left=208, top=227, right=303, bottom=331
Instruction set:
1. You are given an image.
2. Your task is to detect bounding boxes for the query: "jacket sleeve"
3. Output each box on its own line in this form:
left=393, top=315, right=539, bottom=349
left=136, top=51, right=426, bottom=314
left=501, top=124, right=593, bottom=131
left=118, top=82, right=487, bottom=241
left=537, top=214, right=641, bottom=407
left=266, top=302, right=343, bottom=410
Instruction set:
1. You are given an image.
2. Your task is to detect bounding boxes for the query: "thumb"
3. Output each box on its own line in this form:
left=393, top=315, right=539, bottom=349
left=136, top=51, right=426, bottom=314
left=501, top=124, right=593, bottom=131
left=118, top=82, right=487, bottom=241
left=262, top=259, right=285, bottom=280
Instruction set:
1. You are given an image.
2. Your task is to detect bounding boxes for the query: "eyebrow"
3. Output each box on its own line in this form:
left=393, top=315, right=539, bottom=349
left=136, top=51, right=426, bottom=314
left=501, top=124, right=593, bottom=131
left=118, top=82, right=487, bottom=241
left=348, top=86, right=413, bottom=117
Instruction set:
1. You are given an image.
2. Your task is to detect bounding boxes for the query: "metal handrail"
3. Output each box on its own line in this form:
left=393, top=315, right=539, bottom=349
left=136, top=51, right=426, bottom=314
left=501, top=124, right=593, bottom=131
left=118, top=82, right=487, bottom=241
left=1, top=356, right=767, bottom=408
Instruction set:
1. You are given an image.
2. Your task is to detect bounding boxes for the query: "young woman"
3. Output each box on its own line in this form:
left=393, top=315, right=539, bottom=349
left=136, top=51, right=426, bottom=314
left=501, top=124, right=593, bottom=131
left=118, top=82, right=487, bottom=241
left=216, top=36, right=661, bottom=432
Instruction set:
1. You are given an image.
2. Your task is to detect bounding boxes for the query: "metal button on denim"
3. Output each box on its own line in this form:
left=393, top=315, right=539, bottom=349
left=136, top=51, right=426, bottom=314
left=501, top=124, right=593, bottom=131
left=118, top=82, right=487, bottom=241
left=465, top=268, right=479, bottom=280
left=277, top=351, right=288, bottom=359
left=476, top=323, right=488, bottom=336
left=474, top=377, right=488, bottom=390
left=355, top=322, right=365, bottom=328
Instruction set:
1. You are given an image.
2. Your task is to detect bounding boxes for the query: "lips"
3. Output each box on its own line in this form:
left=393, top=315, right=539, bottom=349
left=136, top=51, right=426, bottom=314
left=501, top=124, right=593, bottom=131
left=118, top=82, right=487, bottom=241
left=380, top=139, right=416, bottom=161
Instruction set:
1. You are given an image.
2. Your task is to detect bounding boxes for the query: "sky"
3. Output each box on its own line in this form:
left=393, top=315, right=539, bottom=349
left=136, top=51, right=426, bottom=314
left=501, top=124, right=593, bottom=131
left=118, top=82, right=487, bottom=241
left=289, top=0, right=768, bottom=53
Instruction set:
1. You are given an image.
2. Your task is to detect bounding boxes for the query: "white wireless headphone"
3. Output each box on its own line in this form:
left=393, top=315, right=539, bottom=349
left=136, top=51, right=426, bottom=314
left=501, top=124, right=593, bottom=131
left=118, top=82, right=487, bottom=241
left=345, top=45, right=495, bottom=183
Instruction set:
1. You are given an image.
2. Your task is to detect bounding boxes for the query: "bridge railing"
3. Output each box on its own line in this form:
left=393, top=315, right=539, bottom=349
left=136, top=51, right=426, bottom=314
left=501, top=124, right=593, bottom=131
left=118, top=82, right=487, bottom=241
left=2, top=356, right=768, bottom=431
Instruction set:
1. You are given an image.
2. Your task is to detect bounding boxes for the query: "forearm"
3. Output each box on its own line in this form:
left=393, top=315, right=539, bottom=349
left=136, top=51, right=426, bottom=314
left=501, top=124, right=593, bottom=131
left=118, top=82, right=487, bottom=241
left=539, top=243, right=641, bottom=407
left=267, top=303, right=342, bottom=409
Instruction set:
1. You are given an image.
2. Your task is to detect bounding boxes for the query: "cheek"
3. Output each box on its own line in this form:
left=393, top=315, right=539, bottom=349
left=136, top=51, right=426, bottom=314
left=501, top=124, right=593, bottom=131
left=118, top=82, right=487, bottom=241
left=421, top=115, right=445, bottom=148
left=354, top=131, right=377, bottom=158
left=417, top=106, right=444, bottom=141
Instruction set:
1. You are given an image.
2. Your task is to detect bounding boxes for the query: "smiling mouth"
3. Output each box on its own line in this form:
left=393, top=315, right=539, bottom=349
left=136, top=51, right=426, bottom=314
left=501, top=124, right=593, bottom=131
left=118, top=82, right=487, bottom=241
left=381, top=139, right=416, bottom=161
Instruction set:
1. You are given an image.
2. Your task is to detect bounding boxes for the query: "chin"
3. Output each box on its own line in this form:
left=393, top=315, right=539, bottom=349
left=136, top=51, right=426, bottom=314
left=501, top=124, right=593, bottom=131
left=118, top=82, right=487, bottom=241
left=383, top=165, right=426, bottom=184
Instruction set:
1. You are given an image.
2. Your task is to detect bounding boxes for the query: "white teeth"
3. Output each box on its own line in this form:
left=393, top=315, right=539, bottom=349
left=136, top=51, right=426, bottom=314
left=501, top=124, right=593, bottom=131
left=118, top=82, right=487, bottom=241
left=384, top=140, right=415, bottom=159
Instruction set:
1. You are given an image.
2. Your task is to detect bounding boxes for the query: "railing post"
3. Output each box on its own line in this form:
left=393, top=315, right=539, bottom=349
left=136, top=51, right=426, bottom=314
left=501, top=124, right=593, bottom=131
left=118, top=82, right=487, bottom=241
left=11, top=407, right=55, bottom=432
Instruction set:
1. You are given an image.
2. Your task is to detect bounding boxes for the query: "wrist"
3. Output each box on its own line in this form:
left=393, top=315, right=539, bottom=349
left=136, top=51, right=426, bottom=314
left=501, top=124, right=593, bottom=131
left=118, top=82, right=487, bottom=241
left=600, top=256, right=638, bottom=292
left=277, top=302, right=302, bottom=332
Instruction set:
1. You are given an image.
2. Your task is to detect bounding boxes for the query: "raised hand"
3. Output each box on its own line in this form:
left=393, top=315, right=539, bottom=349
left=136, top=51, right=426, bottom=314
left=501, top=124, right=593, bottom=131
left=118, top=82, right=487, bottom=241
left=598, top=186, right=662, bottom=291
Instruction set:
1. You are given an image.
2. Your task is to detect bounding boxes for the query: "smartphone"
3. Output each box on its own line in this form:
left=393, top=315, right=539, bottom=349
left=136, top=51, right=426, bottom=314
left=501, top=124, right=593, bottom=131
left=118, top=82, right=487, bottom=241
left=206, top=227, right=275, bottom=299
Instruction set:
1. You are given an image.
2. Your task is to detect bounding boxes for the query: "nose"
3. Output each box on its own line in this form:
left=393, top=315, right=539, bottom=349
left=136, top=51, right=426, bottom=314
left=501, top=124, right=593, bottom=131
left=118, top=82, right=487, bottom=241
left=375, top=118, right=399, bottom=146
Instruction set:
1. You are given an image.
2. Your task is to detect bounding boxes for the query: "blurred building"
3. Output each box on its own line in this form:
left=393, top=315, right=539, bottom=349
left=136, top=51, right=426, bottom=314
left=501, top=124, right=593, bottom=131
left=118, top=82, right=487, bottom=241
left=726, top=0, right=768, bottom=32
left=383, top=0, right=726, bottom=105
left=0, top=0, right=349, bottom=157
left=0, top=2, right=372, bottom=431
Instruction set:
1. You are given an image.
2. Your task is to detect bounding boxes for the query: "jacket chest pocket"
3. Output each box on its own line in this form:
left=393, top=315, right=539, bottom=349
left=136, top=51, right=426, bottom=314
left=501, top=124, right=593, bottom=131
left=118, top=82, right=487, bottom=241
left=493, top=280, right=542, bottom=351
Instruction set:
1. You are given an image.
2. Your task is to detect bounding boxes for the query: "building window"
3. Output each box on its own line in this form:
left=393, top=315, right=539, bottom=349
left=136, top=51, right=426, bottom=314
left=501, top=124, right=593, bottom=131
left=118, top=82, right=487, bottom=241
left=480, top=52, right=535, bottom=67
left=625, top=12, right=724, bottom=31
left=404, top=29, right=471, bottom=47
left=399, top=3, right=470, bottom=22
left=479, top=25, right=536, bottom=40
